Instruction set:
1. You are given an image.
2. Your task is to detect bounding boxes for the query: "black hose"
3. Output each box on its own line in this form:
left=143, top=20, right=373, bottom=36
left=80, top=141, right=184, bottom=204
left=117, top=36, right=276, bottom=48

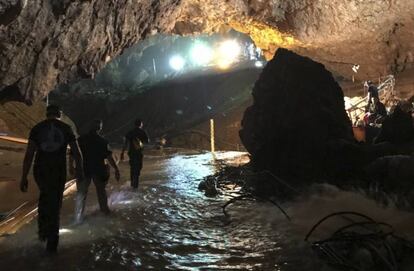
left=304, top=211, right=375, bottom=241
left=222, top=194, right=255, bottom=216
left=332, top=221, right=394, bottom=237
left=265, top=197, right=291, bottom=221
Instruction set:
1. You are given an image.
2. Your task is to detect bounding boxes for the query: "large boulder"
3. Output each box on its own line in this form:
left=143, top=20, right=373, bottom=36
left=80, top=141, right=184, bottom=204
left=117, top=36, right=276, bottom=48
left=240, top=48, right=355, bottom=182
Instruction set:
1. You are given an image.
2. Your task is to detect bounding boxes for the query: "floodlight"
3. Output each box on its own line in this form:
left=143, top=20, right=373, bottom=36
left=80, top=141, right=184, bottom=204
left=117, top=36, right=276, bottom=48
left=169, top=55, right=185, bottom=71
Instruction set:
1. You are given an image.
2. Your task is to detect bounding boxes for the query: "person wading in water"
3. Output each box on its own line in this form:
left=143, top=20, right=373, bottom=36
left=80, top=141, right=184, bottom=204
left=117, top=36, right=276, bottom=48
left=20, top=105, right=84, bottom=253
left=120, top=118, right=149, bottom=190
left=74, top=120, right=120, bottom=223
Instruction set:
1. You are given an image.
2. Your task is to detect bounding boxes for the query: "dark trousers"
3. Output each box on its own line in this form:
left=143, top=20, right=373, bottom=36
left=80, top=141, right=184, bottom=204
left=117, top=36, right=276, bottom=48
left=33, top=165, right=66, bottom=241
left=129, top=152, right=143, bottom=188
left=75, top=175, right=109, bottom=221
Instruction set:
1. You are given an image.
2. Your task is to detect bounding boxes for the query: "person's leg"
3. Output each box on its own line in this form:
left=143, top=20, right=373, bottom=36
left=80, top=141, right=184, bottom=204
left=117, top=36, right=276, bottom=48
left=92, top=176, right=110, bottom=214
left=34, top=168, right=48, bottom=242
left=46, top=178, right=65, bottom=253
left=34, top=166, right=66, bottom=252
left=129, top=155, right=139, bottom=189
left=74, top=177, right=91, bottom=223
left=135, top=152, right=144, bottom=188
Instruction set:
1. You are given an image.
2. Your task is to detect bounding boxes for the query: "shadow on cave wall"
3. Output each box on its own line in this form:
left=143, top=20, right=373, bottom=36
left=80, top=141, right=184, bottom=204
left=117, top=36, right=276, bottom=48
left=52, top=68, right=261, bottom=150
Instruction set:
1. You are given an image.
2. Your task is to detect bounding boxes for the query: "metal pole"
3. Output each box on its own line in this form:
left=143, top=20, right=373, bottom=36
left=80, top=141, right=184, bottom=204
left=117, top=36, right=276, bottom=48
left=210, top=119, right=215, bottom=153
left=46, top=94, right=49, bottom=106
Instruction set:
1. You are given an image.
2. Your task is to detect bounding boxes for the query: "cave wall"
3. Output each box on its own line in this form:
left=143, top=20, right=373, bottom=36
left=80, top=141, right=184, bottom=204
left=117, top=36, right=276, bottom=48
left=0, top=0, right=182, bottom=102
left=0, top=101, right=46, bottom=136
left=1, top=0, right=414, bottom=102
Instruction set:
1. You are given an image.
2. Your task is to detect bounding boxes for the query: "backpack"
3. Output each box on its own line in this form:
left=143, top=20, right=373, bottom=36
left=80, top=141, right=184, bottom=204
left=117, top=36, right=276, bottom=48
left=131, top=137, right=143, bottom=151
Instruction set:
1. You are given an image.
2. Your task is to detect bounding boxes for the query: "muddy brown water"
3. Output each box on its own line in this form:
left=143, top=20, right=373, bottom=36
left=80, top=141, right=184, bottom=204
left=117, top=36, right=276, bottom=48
left=0, top=150, right=413, bottom=270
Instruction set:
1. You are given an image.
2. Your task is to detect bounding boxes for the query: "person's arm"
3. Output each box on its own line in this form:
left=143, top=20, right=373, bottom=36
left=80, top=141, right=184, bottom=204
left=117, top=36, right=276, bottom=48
left=107, top=154, right=120, bottom=182
left=143, top=131, right=149, bottom=144
left=120, top=137, right=128, bottom=161
left=69, top=140, right=84, bottom=180
left=20, top=140, right=37, bottom=192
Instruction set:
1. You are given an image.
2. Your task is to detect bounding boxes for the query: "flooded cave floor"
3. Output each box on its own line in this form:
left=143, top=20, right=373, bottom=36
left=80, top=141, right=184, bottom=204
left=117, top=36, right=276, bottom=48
left=0, top=147, right=413, bottom=270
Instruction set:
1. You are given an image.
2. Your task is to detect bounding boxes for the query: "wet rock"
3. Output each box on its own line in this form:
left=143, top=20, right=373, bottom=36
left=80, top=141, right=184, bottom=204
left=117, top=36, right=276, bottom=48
left=365, top=155, right=414, bottom=197
left=198, top=177, right=218, bottom=197
left=240, top=48, right=354, bottom=182
left=374, top=105, right=414, bottom=144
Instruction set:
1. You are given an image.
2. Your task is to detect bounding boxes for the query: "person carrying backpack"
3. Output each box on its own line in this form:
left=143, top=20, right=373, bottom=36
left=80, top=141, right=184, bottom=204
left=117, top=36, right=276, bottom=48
left=20, top=105, right=84, bottom=253
left=120, top=118, right=149, bottom=189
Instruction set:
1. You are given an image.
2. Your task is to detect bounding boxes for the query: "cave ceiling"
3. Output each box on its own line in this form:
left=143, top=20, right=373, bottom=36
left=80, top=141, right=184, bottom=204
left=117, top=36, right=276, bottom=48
left=1, top=0, right=413, bottom=102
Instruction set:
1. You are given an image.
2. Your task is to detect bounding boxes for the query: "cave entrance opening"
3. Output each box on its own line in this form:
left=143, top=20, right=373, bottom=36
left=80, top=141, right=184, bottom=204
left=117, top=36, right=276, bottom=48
left=51, top=30, right=265, bottom=151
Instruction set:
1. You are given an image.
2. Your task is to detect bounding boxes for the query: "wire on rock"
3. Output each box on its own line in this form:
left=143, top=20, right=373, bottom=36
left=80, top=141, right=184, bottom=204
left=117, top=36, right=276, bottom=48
left=304, top=211, right=375, bottom=241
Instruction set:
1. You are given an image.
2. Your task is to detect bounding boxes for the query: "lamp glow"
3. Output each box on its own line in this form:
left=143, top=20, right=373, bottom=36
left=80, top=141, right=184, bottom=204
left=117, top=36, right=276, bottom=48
left=59, top=228, right=72, bottom=234
left=169, top=55, right=185, bottom=71
left=215, top=40, right=241, bottom=69
left=218, top=40, right=240, bottom=60
left=190, top=43, right=213, bottom=66
left=217, top=59, right=232, bottom=70
left=219, top=40, right=241, bottom=58
left=255, top=61, right=264, bottom=68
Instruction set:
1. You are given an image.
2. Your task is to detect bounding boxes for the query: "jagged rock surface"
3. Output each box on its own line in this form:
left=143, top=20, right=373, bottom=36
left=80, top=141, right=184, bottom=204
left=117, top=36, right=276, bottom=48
left=0, top=0, right=181, bottom=102
left=1, top=0, right=414, bottom=102
left=240, top=48, right=354, bottom=182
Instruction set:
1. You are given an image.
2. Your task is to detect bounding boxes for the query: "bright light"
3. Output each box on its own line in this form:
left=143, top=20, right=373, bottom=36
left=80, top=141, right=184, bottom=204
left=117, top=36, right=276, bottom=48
left=255, top=61, right=264, bottom=68
left=215, top=40, right=241, bottom=69
left=169, top=55, right=185, bottom=71
left=190, top=43, right=213, bottom=66
left=344, top=96, right=353, bottom=110
left=217, top=59, right=232, bottom=70
left=218, top=40, right=241, bottom=60
left=59, top=228, right=73, bottom=234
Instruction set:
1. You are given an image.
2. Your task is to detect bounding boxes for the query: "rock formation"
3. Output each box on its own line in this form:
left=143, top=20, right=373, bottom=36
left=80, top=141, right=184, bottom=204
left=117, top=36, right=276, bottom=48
left=0, top=0, right=182, bottom=102
left=1, top=0, right=414, bottom=102
left=240, top=48, right=355, bottom=182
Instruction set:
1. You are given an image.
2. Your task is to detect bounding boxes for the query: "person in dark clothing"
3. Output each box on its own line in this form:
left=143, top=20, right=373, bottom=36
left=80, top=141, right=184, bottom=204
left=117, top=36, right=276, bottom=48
left=374, top=102, right=414, bottom=144
left=120, top=118, right=149, bottom=189
left=373, top=97, right=387, bottom=118
left=366, top=80, right=379, bottom=109
left=367, top=80, right=379, bottom=99
left=20, top=105, right=83, bottom=253
left=74, top=120, right=120, bottom=223
left=366, top=96, right=387, bottom=125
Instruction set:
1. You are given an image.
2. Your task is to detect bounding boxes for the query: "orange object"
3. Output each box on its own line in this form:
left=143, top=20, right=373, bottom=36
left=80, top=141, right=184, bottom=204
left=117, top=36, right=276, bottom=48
left=352, top=127, right=366, bottom=142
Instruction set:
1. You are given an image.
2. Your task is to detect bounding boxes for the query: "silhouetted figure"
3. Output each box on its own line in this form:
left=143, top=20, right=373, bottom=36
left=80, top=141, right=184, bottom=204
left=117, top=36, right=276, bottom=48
left=374, top=103, right=414, bottom=144
left=366, top=80, right=379, bottom=108
left=373, top=97, right=387, bottom=118
left=366, top=97, right=387, bottom=125
left=120, top=119, right=149, bottom=189
left=20, top=105, right=83, bottom=253
left=74, top=120, right=120, bottom=223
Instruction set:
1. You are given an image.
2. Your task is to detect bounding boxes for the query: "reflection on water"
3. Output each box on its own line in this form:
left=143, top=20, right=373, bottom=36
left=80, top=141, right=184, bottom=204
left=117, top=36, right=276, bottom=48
left=0, top=151, right=413, bottom=270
